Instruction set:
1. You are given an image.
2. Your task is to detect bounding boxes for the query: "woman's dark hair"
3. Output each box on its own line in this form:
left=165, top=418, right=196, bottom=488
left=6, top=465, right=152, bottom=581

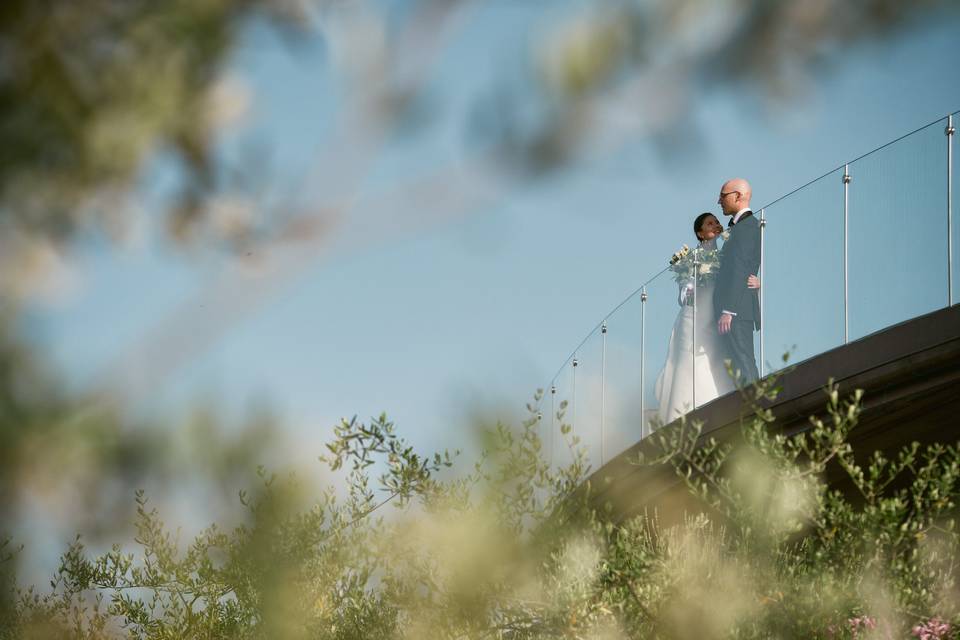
left=693, top=212, right=715, bottom=240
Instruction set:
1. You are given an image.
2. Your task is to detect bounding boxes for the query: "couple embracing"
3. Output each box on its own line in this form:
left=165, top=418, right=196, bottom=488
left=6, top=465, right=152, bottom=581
left=655, top=178, right=761, bottom=424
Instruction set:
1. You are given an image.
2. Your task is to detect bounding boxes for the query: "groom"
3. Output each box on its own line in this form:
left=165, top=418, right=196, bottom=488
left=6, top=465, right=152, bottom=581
left=714, top=178, right=761, bottom=383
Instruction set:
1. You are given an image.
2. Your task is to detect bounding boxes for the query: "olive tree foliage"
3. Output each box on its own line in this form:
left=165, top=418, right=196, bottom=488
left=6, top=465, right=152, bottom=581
left=0, top=0, right=312, bottom=243
left=2, top=0, right=956, bottom=248
left=0, top=1, right=310, bottom=623
left=0, top=404, right=588, bottom=639
left=480, top=0, right=960, bottom=173
left=4, top=379, right=958, bottom=639
left=634, top=376, right=960, bottom=638
left=0, top=312, right=283, bottom=636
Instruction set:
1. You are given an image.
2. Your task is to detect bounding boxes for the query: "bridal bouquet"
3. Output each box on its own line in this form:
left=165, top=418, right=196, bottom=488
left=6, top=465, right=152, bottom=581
left=668, top=245, right=722, bottom=284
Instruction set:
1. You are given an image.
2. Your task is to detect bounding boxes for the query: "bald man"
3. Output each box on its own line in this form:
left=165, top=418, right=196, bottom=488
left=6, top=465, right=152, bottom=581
left=713, top=178, right=761, bottom=383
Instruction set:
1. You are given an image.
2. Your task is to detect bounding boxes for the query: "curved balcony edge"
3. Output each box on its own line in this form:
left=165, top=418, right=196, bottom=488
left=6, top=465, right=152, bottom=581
left=582, top=303, right=960, bottom=525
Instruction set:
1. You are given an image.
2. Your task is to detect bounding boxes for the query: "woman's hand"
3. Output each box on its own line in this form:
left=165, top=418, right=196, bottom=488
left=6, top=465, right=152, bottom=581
left=747, top=274, right=760, bottom=289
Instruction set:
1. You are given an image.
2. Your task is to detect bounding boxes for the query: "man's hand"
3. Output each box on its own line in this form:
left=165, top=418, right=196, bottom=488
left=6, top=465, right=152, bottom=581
left=718, top=312, right=733, bottom=335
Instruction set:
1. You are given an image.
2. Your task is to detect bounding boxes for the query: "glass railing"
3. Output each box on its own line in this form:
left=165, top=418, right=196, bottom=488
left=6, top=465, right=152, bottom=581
left=763, top=168, right=845, bottom=368
left=847, top=117, right=949, bottom=339
left=537, top=110, right=958, bottom=470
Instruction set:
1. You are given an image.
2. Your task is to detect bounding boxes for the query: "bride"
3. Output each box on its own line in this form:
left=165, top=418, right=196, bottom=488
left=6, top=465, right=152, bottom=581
left=654, top=213, right=758, bottom=425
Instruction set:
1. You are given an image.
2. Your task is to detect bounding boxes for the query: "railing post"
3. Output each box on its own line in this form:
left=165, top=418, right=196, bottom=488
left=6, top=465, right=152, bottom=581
left=600, top=322, right=607, bottom=466
left=571, top=357, right=578, bottom=437
left=759, top=208, right=766, bottom=377
left=640, top=287, right=647, bottom=439
left=550, top=384, right=556, bottom=468
left=692, top=249, right=698, bottom=409
left=843, top=165, right=851, bottom=343
left=948, top=114, right=955, bottom=306
left=535, top=407, right=543, bottom=458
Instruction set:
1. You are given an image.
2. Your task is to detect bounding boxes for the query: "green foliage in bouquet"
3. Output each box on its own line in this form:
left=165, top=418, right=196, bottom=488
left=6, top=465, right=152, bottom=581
left=669, top=247, right=723, bottom=286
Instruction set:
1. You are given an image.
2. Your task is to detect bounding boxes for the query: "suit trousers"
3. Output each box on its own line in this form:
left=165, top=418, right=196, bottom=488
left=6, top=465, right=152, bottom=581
left=722, top=317, right=759, bottom=384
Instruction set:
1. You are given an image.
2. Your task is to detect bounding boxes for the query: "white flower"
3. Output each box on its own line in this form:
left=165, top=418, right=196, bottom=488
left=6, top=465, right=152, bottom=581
left=669, top=244, right=691, bottom=265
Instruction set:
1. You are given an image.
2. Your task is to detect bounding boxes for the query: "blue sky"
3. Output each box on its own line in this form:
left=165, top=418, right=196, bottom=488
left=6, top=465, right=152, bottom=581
left=23, top=2, right=960, bottom=472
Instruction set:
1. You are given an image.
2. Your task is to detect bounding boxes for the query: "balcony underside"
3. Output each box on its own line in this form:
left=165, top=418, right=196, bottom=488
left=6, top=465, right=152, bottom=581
left=586, top=304, right=960, bottom=524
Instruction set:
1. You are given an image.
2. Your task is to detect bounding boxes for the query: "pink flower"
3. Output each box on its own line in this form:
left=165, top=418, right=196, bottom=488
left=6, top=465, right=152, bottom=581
left=911, top=617, right=952, bottom=640
left=828, top=615, right=880, bottom=639
left=847, top=616, right=878, bottom=636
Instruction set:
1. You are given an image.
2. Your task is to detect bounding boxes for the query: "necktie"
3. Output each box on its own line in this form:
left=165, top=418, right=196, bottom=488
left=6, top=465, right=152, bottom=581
left=727, top=218, right=735, bottom=229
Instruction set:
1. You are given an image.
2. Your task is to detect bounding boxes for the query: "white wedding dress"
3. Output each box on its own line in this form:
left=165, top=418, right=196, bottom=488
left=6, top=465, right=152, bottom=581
left=654, top=240, right=734, bottom=425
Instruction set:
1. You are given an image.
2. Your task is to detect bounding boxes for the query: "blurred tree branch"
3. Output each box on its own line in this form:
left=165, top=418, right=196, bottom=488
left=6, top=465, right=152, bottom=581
left=478, top=0, right=958, bottom=172
left=0, top=0, right=312, bottom=241
left=1, top=0, right=955, bottom=251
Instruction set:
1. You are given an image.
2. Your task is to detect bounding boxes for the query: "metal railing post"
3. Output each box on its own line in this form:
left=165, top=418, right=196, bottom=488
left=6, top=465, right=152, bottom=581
left=640, top=287, right=647, bottom=439
left=692, top=250, right=698, bottom=409
left=550, top=384, right=556, bottom=468
left=535, top=408, right=543, bottom=461
left=759, top=209, right=765, bottom=376
left=843, top=165, right=851, bottom=343
left=948, top=114, right=955, bottom=306
left=600, top=322, right=607, bottom=466
left=571, top=357, right=578, bottom=437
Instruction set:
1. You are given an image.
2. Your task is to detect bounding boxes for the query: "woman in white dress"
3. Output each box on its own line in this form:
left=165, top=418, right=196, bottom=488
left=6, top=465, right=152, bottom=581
left=654, top=213, right=759, bottom=425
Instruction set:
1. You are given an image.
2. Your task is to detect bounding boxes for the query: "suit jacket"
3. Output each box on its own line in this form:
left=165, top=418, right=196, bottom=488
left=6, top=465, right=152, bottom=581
left=713, top=211, right=761, bottom=329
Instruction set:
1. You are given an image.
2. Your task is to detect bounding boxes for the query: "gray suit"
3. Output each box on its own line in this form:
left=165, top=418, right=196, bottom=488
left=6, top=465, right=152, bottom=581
left=713, top=211, right=760, bottom=382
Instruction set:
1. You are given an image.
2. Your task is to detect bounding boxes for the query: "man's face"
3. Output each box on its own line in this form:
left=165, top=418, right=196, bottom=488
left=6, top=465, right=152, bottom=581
left=717, top=188, right=739, bottom=215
